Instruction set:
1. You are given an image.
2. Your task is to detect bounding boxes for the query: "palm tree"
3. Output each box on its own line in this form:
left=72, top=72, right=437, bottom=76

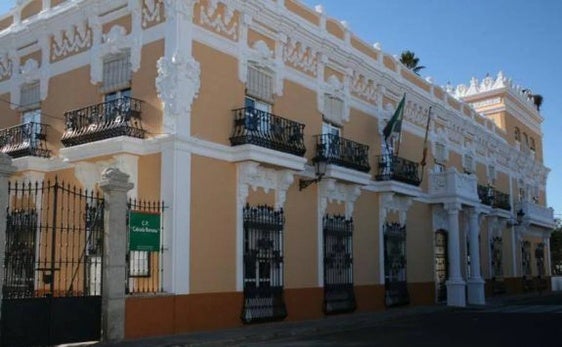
left=399, top=50, right=425, bottom=75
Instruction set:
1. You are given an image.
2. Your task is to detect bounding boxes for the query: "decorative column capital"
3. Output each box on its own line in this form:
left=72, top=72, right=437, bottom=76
left=99, top=168, right=134, bottom=193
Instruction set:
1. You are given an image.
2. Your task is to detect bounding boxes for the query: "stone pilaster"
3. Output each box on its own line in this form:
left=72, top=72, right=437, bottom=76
left=445, top=203, right=466, bottom=307
left=467, top=208, right=485, bottom=305
left=99, top=168, right=133, bottom=342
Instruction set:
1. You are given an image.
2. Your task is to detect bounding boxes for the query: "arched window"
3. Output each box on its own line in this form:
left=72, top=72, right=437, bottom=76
left=530, top=137, right=536, bottom=151
left=523, top=132, right=529, bottom=147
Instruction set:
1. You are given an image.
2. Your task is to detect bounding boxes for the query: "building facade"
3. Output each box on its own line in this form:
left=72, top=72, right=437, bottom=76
left=0, top=0, right=555, bottom=342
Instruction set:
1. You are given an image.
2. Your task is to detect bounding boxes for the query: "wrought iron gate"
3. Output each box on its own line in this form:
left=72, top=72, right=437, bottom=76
left=241, top=205, right=287, bottom=323
left=323, top=214, right=355, bottom=314
left=384, top=222, right=409, bottom=307
left=435, top=230, right=448, bottom=303
left=1, top=178, right=104, bottom=347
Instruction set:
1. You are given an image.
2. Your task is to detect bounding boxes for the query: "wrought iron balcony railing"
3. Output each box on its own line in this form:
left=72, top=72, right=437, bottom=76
left=61, top=97, right=145, bottom=147
left=314, top=134, right=370, bottom=173
left=375, top=154, right=420, bottom=186
left=477, top=185, right=511, bottom=211
left=229, top=107, right=306, bottom=156
left=0, top=122, right=50, bottom=158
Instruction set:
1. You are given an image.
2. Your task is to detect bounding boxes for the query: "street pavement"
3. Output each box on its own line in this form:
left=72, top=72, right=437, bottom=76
left=96, top=292, right=562, bottom=347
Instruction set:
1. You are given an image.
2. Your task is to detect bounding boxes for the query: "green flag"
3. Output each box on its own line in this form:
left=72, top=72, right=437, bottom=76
left=383, top=95, right=406, bottom=142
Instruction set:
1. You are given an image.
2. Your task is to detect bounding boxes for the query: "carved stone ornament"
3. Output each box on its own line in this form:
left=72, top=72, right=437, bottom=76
left=318, top=179, right=362, bottom=218
left=20, top=59, right=41, bottom=84
left=0, top=51, right=12, bottom=80
left=237, top=162, right=295, bottom=209
left=100, top=167, right=134, bottom=192
left=156, top=53, right=201, bottom=132
left=90, top=24, right=142, bottom=84
left=318, top=73, right=350, bottom=122
left=51, top=21, right=92, bottom=60
left=380, top=192, right=412, bottom=225
left=142, top=0, right=164, bottom=28
left=199, top=0, right=239, bottom=41
left=239, top=39, right=283, bottom=96
left=283, top=36, right=318, bottom=76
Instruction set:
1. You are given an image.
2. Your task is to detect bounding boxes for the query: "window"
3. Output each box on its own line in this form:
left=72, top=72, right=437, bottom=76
left=246, top=65, right=274, bottom=104
left=244, top=96, right=271, bottom=133
left=101, top=51, right=131, bottom=93
left=514, top=127, right=521, bottom=142
left=323, top=95, right=344, bottom=125
left=20, top=82, right=40, bottom=110
left=322, top=121, right=341, bottom=159
left=523, top=132, right=529, bottom=148
left=433, top=142, right=447, bottom=172
left=21, top=109, right=41, bottom=147
left=530, top=137, right=536, bottom=151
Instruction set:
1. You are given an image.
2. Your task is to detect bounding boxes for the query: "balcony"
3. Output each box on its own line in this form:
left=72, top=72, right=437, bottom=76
left=61, top=97, right=145, bottom=147
left=517, top=200, right=555, bottom=228
left=230, top=107, right=306, bottom=157
left=0, top=122, right=50, bottom=158
left=375, top=154, right=420, bottom=186
left=477, top=185, right=511, bottom=211
left=428, top=168, right=479, bottom=205
left=314, top=134, right=370, bottom=173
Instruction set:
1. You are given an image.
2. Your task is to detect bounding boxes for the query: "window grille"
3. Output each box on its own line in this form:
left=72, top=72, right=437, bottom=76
left=323, top=95, right=344, bottom=125
left=246, top=65, right=273, bottom=103
left=20, top=82, right=40, bottom=110
left=434, top=142, right=446, bottom=164
left=101, top=51, right=131, bottom=93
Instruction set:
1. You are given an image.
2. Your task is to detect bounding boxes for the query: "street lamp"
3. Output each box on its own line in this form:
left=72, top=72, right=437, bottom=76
left=299, top=156, right=328, bottom=191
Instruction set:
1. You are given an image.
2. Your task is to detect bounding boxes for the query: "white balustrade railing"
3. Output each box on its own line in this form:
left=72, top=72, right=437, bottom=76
left=429, top=168, right=479, bottom=203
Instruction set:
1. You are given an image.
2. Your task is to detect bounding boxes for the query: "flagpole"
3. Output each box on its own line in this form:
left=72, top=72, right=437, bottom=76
left=419, top=106, right=432, bottom=183
left=394, top=93, right=406, bottom=157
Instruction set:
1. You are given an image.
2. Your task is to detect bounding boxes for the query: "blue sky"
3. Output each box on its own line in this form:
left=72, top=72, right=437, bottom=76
left=1, top=1, right=561, bottom=216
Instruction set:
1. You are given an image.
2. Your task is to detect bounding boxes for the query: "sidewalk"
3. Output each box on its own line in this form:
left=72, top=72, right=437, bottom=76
left=96, top=291, right=561, bottom=347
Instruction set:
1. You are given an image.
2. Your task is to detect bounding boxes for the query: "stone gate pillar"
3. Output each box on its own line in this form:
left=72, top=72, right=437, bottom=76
left=99, top=168, right=133, bottom=341
left=0, top=154, right=16, bottom=320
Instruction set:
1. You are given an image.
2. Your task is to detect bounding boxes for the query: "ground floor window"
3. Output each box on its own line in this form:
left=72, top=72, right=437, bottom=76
left=323, top=214, right=355, bottom=314
left=384, top=222, right=409, bottom=307
left=241, top=205, right=286, bottom=323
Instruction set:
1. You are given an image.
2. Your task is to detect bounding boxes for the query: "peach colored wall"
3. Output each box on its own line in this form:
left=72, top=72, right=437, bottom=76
left=353, top=190, right=380, bottom=285
left=247, top=29, right=275, bottom=52
left=194, top=0, right=240, bottom=42
left=0, top=93, right=20, bottom=128
left=131, top=39, right=164, bottom=135
left=190, top=155, right=237, bottom=293
left=52, top=0, right=67, bottom=7
left=247, top=188, right=275, bottom=207
left=21, top=0, right=42, bottom=21
left=42, top=65, right=99, bottom=155
left=274, top=79, right=320, bottom=161
left=351, top=37, right=378, bottom=61
left=407, top=202, right=433, bottom=283
left=326, top=18, right=344, bottom=40
left=137, top=153, right=161, bottom=199
left=284, top=183, right=319, bottom=288
left=383, top=55, right=396, bottom=72
left=103, top=15, right=131, bottom=36
left=346, top=108, right=378, bottom=170
left=0, top=16, right=13, bottom=31
left=401, top=69, right=430, bottom=92
left=191, top=42, right=242, bottom=145
left=285, top=0, right=320, bottom=26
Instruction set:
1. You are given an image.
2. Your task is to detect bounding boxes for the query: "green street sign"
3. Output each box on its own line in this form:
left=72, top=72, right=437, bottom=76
left=129, top=211, right=161, bottom=251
